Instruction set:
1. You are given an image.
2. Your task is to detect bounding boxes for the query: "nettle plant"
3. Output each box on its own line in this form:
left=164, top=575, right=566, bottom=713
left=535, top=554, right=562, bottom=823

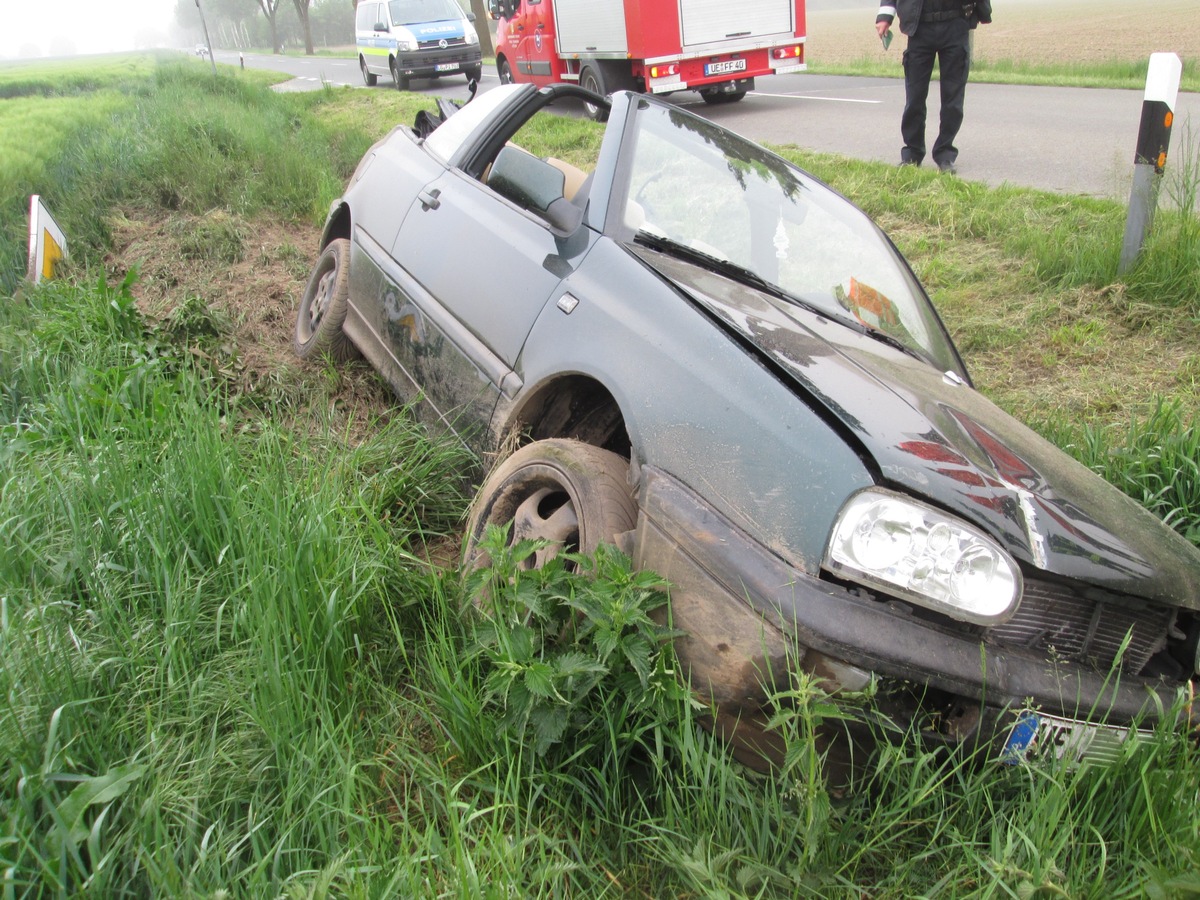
left=465, top=527, right=689, bottom=758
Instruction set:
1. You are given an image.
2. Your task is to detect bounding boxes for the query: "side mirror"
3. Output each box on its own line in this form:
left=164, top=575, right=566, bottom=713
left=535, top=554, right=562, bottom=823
left=467, top=11, right=476, bottom=22
left=487, top=146, right=583, bottom=234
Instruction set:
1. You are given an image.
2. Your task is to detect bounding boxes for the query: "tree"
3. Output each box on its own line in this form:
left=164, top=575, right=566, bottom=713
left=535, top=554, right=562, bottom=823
left=256, top=0, right=283, bottom=52
left=292, top=0, right=315, bottom=54
left=467, top=0, right=493, bottom=59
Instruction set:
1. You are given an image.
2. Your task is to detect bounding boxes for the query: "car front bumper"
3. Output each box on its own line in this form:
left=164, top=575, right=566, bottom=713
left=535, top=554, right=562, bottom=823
left=633, top=465, right=1185, bottom=753
left=395, top=46, right=481, bottom=77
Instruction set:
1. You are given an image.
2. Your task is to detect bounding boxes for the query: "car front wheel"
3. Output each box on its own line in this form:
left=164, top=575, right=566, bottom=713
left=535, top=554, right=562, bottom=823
left=360, top=57, right=377, bottom=86
left=464, top=439, right=636, bottom=571
left=390, top=60, right=409, bottom=90
left=497, top=58, right=513, bottom=84
left=293, top=238, right=359, bottom=362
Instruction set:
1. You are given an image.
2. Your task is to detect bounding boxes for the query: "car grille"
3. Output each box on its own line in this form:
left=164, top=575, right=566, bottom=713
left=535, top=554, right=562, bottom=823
left=986, top=578, right=1173, bottom=675
left=417, top=36, right=467, bottom=50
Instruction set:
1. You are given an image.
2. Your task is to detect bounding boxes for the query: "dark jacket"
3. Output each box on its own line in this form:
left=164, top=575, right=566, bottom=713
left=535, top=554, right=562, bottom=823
left=876, top=0, right=991, bottom=36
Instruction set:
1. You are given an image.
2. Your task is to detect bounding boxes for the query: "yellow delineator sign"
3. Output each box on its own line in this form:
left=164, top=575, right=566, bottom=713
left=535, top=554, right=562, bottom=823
left=27, top=194, right=68, bottom=283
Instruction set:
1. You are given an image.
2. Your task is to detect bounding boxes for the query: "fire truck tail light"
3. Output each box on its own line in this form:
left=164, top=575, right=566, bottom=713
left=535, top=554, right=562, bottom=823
left=649, top=64, right=677, bottom=78
left=773, top=46, right=802, bottom=60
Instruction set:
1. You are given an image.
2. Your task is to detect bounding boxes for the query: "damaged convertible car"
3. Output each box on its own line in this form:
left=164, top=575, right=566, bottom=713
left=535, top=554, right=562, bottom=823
left=295, top=83, right=1200, bottom=763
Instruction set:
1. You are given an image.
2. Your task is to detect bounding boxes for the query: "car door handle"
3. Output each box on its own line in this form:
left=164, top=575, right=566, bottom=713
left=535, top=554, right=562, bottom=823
left=418, top=188, right=441, bottom=210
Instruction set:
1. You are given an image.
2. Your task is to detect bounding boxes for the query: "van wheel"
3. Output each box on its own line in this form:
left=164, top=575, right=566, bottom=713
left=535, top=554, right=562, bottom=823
left=390, top=61, right=409, bottom=90
left=359, top=57, right=377, bottom=86
left=497, top=58, right=513, bottom=84
left=464, top=64, right=482, bottom=82
left=579, top=66, right=609, bottom=123
left=701, top=87, right=747, bottom=105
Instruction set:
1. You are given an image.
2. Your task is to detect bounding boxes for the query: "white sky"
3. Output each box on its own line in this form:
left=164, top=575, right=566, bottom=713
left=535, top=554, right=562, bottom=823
left=0, top=0, right=183, bottom=60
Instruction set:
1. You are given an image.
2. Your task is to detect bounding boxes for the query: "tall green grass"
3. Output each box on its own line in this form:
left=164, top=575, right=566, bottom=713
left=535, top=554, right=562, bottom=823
left=0, top=275, right=474, bottom=894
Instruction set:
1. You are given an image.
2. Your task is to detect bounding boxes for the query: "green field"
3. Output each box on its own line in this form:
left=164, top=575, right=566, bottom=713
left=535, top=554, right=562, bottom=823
left=2, top=56, right=1199, bottom=897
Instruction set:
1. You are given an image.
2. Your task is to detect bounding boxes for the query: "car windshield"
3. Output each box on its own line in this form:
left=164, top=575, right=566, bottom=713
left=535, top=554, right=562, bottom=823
left=619, top=101, right=961, bottom=373
left=388, top=0, right=464, bottom=24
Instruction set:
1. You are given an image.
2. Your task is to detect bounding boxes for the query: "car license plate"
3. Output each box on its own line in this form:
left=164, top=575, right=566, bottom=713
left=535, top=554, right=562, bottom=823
left=705, top=59, right=746, bottom=76
left=435, top=63, right=458, bottom=72
left=1001, top=711, right=1145, bottom=765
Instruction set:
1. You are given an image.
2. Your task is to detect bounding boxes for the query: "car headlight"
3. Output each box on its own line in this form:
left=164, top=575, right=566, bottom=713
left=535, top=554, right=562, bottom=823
left=396, top=40, right=413, bottom=52
left=823, top=489, right=1022, bottom=625
left=464, top=28, right=479, bottom=45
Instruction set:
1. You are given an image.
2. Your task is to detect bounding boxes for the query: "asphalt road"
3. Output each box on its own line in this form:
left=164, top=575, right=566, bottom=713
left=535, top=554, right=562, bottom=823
left=216, top=49, right=1198, bottom=201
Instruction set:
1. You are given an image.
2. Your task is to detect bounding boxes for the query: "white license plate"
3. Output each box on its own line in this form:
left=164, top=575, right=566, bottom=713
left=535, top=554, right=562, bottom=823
left=435, top=63, right=458, bottom=72
left=705, top=59, right=746, bottom=76
left=1001, top=712, right=1145, bottom=765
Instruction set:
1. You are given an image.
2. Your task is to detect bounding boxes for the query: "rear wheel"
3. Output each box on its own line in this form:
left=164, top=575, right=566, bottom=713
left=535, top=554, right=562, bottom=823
left=464, top=63, right=482, bottom=82
left=579, top=66, right=609, bottom=123
left=359, top=56, right=377, bottom=86
left=497, top=58, right=513, bottom=84
left=464, top=439, right=636, bottom=572
left=701, top=87, right=747, bottom=105
left=293, top=239, right=359, bottom=362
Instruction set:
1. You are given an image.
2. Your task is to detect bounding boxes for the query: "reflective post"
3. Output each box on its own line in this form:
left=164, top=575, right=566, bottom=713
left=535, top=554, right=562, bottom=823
left=1119, top=53, right=1181, bottom=274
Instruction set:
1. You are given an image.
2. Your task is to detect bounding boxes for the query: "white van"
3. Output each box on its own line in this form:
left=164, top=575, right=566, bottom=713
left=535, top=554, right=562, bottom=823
left=356, top=0, right=483, bottom=89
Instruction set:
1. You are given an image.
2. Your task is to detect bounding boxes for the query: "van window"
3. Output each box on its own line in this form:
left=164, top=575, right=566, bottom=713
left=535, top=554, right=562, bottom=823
left=355, top=2, right=379, bottom=30
left=387, top=0, right=467, bottom=27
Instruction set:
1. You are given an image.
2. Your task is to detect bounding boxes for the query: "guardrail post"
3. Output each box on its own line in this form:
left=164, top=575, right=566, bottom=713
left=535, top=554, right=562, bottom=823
left=1119, top=52, right=1182, bottom=274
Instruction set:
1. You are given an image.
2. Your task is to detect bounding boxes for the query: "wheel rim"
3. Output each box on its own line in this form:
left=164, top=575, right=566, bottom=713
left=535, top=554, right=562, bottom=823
left=508, top=485, right=580, bottom=569
left=360, top=59, right=369, bottom=83
left=300, top=262, right=336, bottom=342
left=499, top=61, right=512, bottom=84
left=581, top=72, right=601, bottom=117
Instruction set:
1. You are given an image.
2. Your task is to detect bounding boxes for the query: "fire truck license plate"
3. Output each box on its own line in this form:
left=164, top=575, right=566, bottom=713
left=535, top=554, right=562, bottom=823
left=705, top=59, right=746, bottom=76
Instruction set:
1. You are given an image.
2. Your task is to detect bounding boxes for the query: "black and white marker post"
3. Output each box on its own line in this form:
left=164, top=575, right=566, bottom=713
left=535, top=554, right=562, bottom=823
left=1118, top=52, right=1182, bottom=274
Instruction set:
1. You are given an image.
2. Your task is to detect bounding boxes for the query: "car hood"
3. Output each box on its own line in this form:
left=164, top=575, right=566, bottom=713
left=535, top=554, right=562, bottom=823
left=634, top=247, right=1200, bottom=610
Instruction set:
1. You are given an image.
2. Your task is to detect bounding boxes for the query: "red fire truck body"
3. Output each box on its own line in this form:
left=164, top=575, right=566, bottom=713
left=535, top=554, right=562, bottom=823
left=493, top=0, right=806, bottom=110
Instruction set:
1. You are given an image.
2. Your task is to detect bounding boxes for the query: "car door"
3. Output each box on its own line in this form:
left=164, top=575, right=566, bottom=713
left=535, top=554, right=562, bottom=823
left=384, top=163, right=593, bottom=447
left=511, top=0, right=556, bottom=85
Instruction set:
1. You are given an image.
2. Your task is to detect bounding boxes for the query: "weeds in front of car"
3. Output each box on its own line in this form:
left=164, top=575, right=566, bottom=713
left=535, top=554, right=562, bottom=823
left=1039, top=399, right=1200, bottom=546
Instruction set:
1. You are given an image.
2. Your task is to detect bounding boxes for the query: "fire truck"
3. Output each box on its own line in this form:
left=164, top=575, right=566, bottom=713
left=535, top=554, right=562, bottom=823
left=491, top=0, right=806, bottom=119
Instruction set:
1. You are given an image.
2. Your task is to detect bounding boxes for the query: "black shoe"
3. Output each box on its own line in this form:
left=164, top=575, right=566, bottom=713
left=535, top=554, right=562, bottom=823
left=937, top=160, right=957, bottom=175
left=899, top=159, right=921, bottom=168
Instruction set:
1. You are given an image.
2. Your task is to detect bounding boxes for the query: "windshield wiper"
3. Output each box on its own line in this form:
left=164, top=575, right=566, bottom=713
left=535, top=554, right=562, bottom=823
left=634, top=232, right=935, bottom=367
left=856, top=326, right=930, bottom=363
left=633, top=231, right=859, bottom=326
left=634, top=231, right=784, bottom=297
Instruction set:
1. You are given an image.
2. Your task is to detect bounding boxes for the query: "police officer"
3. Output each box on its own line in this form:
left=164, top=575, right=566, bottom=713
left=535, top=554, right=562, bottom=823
left=875, top=1, right=991, bottom=174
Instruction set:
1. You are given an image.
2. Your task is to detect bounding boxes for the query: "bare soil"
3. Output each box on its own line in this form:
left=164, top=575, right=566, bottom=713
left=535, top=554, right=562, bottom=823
left=810, top=0, right=1200, bottom=68
left=102, top=208, right=397, bottom=435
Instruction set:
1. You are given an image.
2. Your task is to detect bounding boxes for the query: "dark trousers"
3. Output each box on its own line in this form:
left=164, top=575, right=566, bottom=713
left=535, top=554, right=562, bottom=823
left=901, top=18, right=971, bottom=166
